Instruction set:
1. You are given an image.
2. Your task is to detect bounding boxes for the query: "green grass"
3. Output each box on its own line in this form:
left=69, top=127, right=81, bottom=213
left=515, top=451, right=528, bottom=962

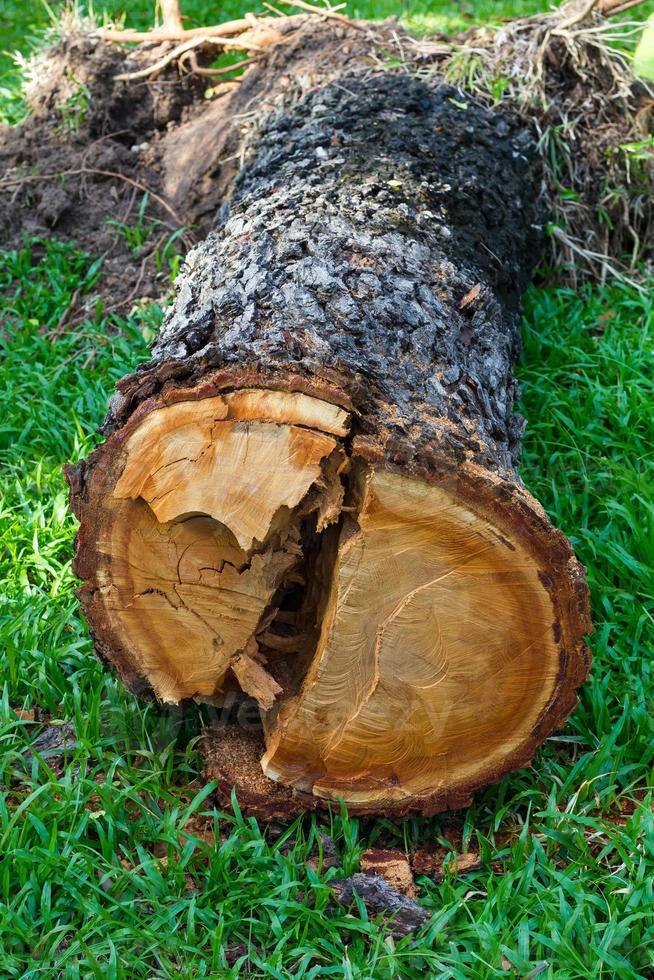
left=1, top=1, right=654, bottom=976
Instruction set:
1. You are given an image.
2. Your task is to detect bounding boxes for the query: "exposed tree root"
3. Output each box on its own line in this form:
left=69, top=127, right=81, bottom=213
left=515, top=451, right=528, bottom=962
left=92, top=0, right=653, bottom=283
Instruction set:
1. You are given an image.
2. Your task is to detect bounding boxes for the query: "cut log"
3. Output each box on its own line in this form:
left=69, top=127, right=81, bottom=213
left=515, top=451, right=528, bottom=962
left=67, top=74, right=591, bottom=817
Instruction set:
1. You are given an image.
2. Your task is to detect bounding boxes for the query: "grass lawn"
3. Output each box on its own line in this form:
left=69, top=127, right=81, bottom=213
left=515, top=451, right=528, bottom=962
left=1, top=1, right=654, bottom=977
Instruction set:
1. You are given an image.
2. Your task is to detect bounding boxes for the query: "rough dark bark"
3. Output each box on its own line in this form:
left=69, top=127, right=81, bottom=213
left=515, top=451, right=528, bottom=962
left=106, top=75, right=542, bottom=476
left=67, top=72, right=591, bottom=819
left=329, top=874, right=429, bottom=937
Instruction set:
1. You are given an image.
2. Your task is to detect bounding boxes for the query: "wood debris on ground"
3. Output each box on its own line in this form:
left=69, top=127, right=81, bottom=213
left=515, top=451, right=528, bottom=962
left=328, top=873, right=430, bottom=938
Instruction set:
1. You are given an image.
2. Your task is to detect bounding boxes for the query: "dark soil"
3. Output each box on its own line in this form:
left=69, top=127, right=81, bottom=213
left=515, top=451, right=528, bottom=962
left=0, top=32, right=203, bottom=309
left=0, top=16, right=410, bottom=313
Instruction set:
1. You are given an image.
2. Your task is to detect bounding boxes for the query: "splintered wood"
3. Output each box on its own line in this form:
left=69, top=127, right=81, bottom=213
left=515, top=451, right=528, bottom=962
left=114, top=392, right=347, bottom=549
left=88, top=386, right=575, bottom=811
left=97, top=390, right=347, bottom=705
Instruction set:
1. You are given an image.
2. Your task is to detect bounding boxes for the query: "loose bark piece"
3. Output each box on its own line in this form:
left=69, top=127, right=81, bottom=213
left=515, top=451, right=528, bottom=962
left=329, top=874, right=429, bottom=937
left=68, top=74, right=592, bottom=817
left=28, top=722, right=78, bottom=775
left=360, top=849, right=418, bottom=898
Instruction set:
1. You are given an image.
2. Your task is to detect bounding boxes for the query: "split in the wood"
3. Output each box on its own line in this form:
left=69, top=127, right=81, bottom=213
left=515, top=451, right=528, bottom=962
left=79, top=384, right=588, bottom=813
left=100, top=389, right=348, bottom=706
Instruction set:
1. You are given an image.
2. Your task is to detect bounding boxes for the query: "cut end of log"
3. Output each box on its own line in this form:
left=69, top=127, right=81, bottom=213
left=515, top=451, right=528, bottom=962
left=69, top=381, right=590, bottom=816
left=87, top=388, right=349, bottom=708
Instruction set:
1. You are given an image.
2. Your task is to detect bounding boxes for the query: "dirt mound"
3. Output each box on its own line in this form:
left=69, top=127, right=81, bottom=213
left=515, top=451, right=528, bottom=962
left=0, top=30, right=203, bottom=307
left=0, top=16, right=400, bottom=312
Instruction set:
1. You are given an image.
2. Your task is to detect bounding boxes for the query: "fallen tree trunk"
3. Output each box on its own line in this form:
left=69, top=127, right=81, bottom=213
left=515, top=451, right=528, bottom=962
left=67, top=73, right=591, bottom=817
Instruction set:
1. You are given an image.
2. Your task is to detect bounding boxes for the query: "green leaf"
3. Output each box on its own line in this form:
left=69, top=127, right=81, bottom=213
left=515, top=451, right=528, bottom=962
left=634, top=14, right=654, bottom=82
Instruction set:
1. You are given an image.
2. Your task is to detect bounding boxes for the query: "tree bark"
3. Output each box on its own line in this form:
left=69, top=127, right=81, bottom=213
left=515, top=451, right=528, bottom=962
left=67, top=74, right=591, bottom=817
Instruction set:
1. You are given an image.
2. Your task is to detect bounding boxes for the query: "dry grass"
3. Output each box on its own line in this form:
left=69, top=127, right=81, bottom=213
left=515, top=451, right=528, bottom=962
left=401, top=3, right=654, bottom=284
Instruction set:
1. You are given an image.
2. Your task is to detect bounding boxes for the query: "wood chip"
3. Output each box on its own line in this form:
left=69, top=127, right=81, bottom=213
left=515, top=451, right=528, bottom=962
left=12, top=707, right=36, bottom=722
left=31, top=721, right=77, bottom=756
left=411, top=848, right=481, bottom=880
left=459, top=282, right=481, bottom=309
left=360, top=847, right=418, bottom=898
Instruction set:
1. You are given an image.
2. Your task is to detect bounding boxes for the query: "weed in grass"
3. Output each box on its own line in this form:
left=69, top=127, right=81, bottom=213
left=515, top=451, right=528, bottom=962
left=54, top=70, right=91, bottom=133
left=106, top=193, right=161, bottom=255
